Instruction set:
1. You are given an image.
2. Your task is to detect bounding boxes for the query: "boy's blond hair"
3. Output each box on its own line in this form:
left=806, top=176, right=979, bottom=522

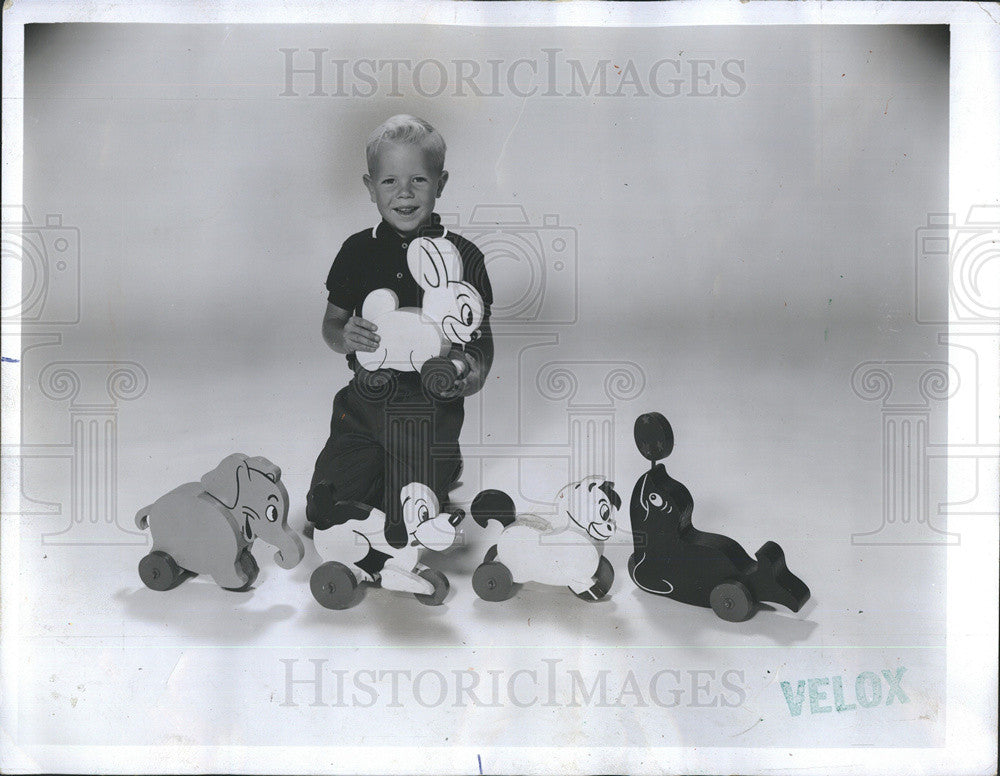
left=366, top=114, right=446, bottom=174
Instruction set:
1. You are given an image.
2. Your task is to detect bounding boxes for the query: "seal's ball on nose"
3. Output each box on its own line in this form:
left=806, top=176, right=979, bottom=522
left=634, top=412, right=674, bottom=462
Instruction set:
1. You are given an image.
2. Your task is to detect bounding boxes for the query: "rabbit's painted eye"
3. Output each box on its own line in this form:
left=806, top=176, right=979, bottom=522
left=418, top=505, right=430, bottom=523
left=265, top=504, right=278, bottom=522
left=648, top=492, right=663, bottom=508
left=461, top=303, right=473, bottom=326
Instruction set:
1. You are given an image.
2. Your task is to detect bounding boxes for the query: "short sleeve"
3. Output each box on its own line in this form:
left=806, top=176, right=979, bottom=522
left=454, top=237, right=493, bottom=309
left=325, top=240, right=359, bottom=311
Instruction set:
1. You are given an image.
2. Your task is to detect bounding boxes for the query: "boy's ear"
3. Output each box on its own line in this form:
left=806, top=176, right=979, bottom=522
left=435, top=170, right=449, bottom=198
left=363, top=173, right=376, bottom=203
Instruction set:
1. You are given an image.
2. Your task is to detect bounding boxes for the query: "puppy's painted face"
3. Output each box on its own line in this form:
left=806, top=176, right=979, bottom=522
left=400, top=482, right=438, bottom=531
left=562, top=477, right=620, bottom=542
left=400, top=481, right=459, bottom=552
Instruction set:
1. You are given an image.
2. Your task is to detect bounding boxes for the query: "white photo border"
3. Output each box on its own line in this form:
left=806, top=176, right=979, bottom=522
left=1, top=2, right=997, bottom=774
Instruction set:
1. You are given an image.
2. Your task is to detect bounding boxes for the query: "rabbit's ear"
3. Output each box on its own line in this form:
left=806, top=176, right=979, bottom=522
left=407, top=237, right=463, bottom=290
left=362, top=288, right=399, bottom=321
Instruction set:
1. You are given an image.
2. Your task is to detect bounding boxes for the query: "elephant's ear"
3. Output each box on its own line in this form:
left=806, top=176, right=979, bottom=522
left=244, top=456, right=281, bottom=483
left=200, top=453, right=248, bottom=509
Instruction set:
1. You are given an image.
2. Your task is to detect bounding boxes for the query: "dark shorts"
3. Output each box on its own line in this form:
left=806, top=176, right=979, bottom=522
left=308, top=372, right=464, bottom=526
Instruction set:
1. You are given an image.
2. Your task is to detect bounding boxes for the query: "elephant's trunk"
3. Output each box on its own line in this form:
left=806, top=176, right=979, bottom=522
left=271, top=527, right=305, bottom=570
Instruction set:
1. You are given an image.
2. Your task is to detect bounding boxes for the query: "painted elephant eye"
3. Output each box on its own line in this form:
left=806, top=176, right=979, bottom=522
left=265, top=504, right=278, bottom=522
left=418, top=505, right=430, bottom=523
left=648, top=492, right=663, bottom=508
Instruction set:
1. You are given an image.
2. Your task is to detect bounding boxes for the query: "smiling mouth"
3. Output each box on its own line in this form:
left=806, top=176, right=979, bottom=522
left=447, top=320, right=470, bottom=343
left=393, top=206, right=419, bottom=216
left=590, top=524, right=613, bottom=540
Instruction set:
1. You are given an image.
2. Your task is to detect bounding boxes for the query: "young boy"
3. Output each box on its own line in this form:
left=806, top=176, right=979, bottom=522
left=306, top=115, right=494, bottom=532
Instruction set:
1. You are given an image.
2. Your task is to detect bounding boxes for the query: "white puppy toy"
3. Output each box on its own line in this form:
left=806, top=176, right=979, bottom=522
left=310, top=482, right=465, bottom=609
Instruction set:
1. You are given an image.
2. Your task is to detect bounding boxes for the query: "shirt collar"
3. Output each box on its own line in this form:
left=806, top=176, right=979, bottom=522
left=372, top=213, right=447, bottom=242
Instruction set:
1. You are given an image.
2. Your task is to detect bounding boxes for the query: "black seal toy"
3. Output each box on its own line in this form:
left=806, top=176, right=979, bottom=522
left=628, top=412, right=810, bottom=622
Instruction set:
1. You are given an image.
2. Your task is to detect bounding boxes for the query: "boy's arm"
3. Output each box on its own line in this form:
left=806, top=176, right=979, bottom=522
left=440, top=238, right=495, bottom=398
left=322, top=302, right=380, bottom=354
left=442, top=314, right=494, bottom=398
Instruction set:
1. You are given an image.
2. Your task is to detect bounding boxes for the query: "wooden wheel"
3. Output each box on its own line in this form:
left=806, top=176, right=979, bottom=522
left=310, top=561, right=361, bottom=610
left=421, top=357, right=461, bottom=400
left=138, top=550, right=186, bottom=591
left=413, top=568, right=450, bottom=606
left=472, top=561, right=516, bottom=602
left=710, top=580, right=755, bottom=622
left=223, top=549, right=260, bottom=592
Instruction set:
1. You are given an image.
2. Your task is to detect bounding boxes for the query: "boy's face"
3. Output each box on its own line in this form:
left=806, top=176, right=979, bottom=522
left=363, top=142, right=448, bottom=237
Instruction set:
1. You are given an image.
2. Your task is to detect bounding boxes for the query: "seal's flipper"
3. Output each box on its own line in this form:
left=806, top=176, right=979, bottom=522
left=748, top=540, right=810, bottom=612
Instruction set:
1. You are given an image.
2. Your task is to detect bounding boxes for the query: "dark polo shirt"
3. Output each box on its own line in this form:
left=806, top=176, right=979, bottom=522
left=326, top=213, right=494, bottom=374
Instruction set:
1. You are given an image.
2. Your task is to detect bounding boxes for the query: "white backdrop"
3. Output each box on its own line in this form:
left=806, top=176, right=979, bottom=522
left=9, top=17, right=966, bottom=771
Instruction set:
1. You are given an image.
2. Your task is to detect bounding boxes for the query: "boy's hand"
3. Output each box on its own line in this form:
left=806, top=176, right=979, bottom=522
left=434, top=350, right=482, bottom=399
left=343, top=316, right=380, bottom=353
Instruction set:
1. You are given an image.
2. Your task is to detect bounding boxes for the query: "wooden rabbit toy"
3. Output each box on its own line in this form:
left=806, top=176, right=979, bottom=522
left=356, top=236, right=484, bottom=397
left=628, top=412, right=810, bottom=621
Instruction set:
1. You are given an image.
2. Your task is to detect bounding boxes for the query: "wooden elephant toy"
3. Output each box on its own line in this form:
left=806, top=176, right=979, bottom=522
left=628, top=412, right=810, bottom=621
left=135, top=453, right=305, bottom=591
left=470, top=476, right=620, bottom=602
